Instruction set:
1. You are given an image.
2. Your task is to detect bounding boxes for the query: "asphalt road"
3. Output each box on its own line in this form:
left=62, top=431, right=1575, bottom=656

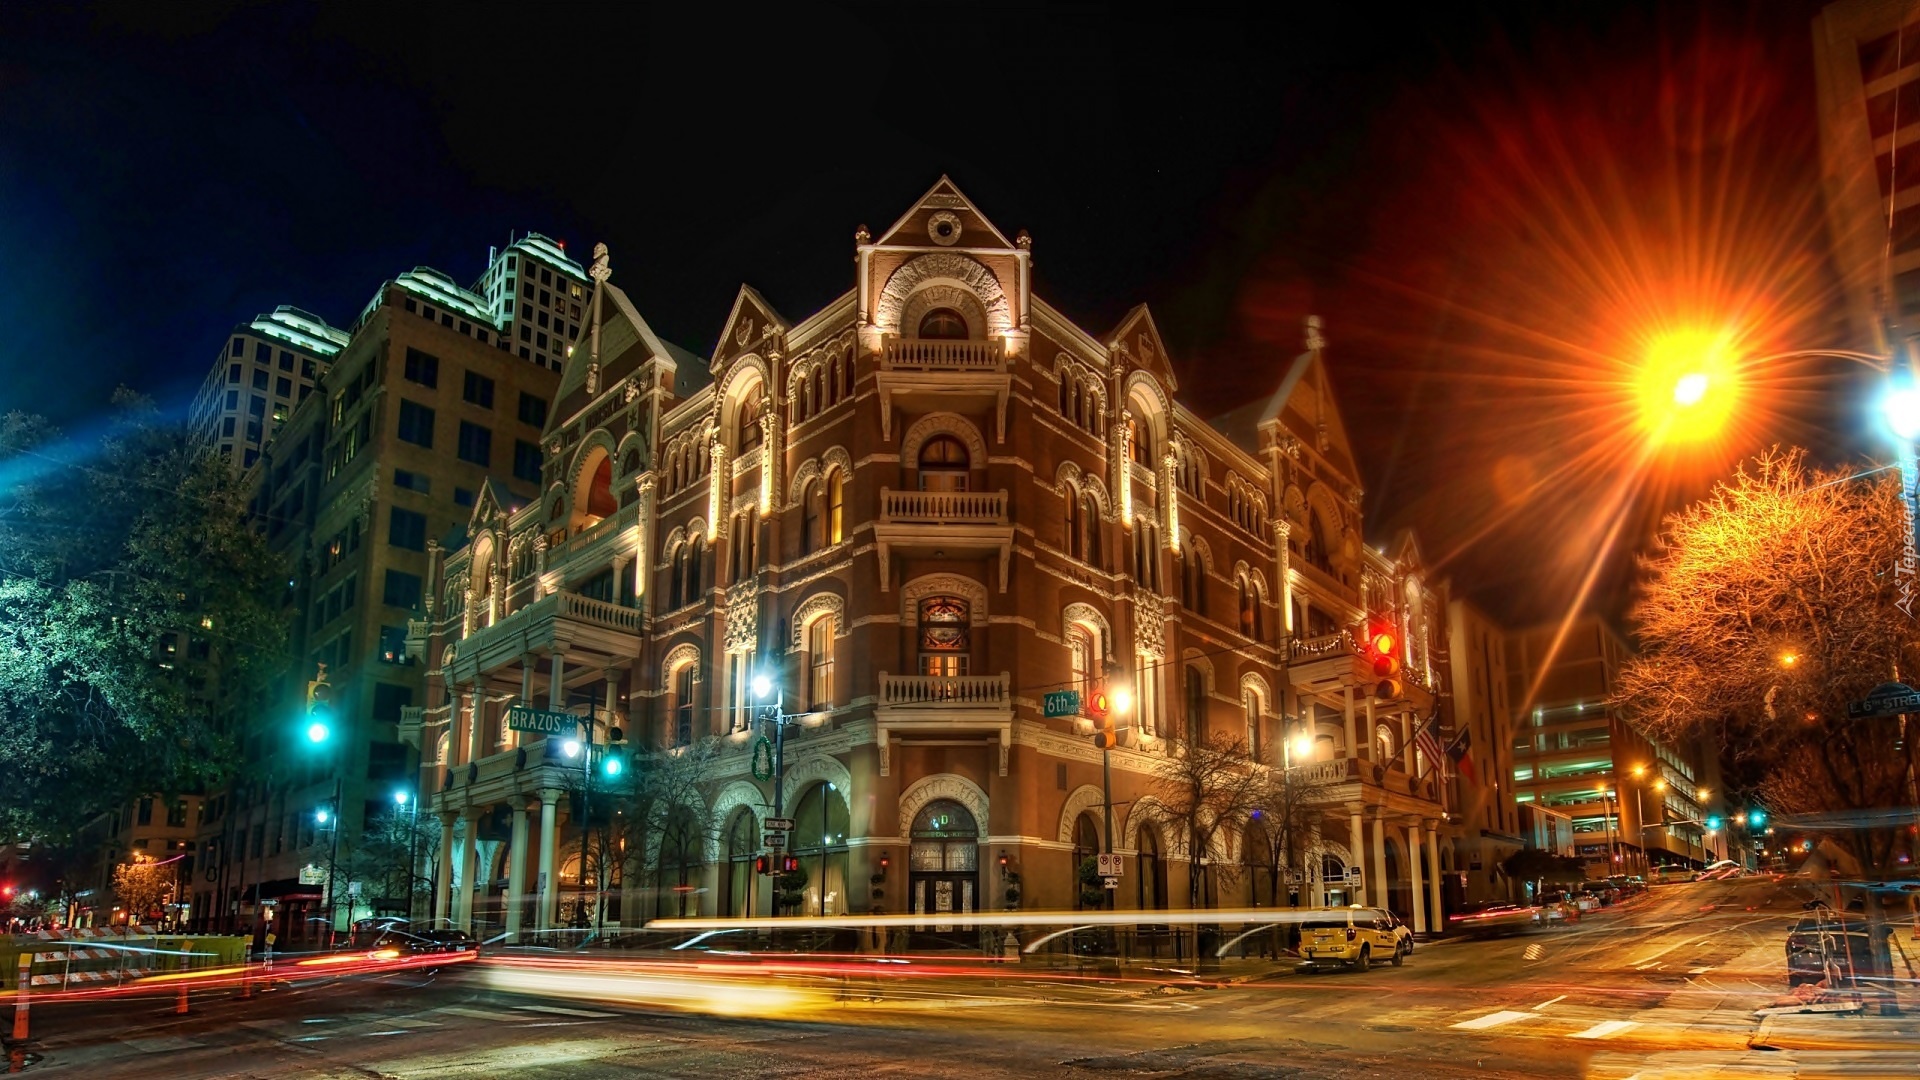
left=10, top=876, right=1916, bottom=1079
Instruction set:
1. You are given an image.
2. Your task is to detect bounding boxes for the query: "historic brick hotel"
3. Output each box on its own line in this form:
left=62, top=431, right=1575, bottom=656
left=407, top=178, right=1456, bottom=941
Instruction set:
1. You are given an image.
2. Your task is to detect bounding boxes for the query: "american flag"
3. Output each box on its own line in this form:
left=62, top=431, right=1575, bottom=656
left=1415, top=718, right=1446, bottom=780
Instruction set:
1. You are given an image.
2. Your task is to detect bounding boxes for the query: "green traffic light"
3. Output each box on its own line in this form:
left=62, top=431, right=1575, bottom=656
left=603, top=755, right=623, bottom=777
left=1706, top=815, right=1723, bottom=830
left=1749, top=808, right=1766, bottom=827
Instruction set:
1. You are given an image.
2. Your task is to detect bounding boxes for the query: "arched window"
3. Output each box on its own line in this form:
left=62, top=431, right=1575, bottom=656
left=669, top=543, right=688, bottom=609
left=918, top=308, right=968, bottom=340
left=683, top=535, right=705, bottom=604
left=1065, top=487, right=1083, bottom=561
left=917, top=435, right=969, bottom=492
left=1238, top=577, right=1257, bottom=637
left=1082, top=494, right=1102, bottom=568
left=1244, top=691, right=1264, bottom=762
left=827, top=470, right=845, bottom=545
left=1134, top=521, right=1160, bottom=591
left=1184, top=665, right=1208, bottom=744
left=1072, top=813, right=1100, bottom=910
left=1306, top=510, right=1332, bottom=572
left=1137, top=827, right=1166, bottom=911
left=1058, top=371, right=1072, bottom=417
left=731, top=510, right=757, bottom=582
left=1067, top=623, right=1095, bottom=698
left=1375, top=723, right=1396, bottom=764
left=791, top=782, right=851, bottom=916
left=802, top=480, right=823, bottom=554
left=673, top=663, right=697, bottom=745
left=621, top=448, right=641, bottom=475
left=583, top=455, right=615, bottom=521
left=806, top=616, right=835, bottom=711
left=723, top=811, right=757, bottom=918
left=918, top=595, right=971, bottom=678
left=1182, top=543, right=1205, bottom=617
left=738, top=395, right=765, bottom=453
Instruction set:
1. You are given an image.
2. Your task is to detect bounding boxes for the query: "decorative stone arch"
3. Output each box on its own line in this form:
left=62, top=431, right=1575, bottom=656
left=874, top=253, right=1012, bottom=336
left=566, top=435, right=617, bottom=529
left=468, top=533, right=497, bottom=603
left=1061, top=602, right=1114, bottom=662
left=1181, top=531, right=1213, bottom=573
left=614, top=431, right=648, bottom=477
left=1054, top=459, right=1084, bottom=495
left=660, top=641, right=702, bottom=680
left=901, top=572, right=989, bottom=624
left=544, top=481, right=567, bottom=523
left=1180, top=647, right=1215, bottom=692
left=1305, top=481, right=1347, bottom=545
left=661, top=525, right=689, bottom=560
left=900, top=411, right=987, bottom=472
left=897, top=773, right=990, bottom=839
left=683, top=517, right=708, bottom=544
left=716, top=356, right=771, bottom=449
left=1283, top=483, right=1308, bottom=527
left=1123, top=371, right=1172, bottom=445
left=820, top=446, right=853, bottom=481
left=780, top=754, right=854, bottom=811
left=1121, top=796, right=1184, bottom=858
left=1056, top=784, right=1109, bottom=846
left=705, top=780, right=769, bottom=864
left=1238, top=671, right=1273, bottom=708
left=788, top=590, right=847, bottom=652
left=900, top=283, right=992, bottom=341
left=787, top=457, right=823, bottom=509
left=1080, top=474, right=1114, bottom=521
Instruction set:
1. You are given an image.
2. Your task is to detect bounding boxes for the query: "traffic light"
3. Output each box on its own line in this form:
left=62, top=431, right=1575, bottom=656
left=1360, top=621, right=1402, bottom=700
left=1705, top=814, right=1723, bottom=830
left=1087, top=690, right=1117, bottom=749
left=304, top=665, right=334, bottom=744
left=754, top=855, right=771, bottom=875
left=601, top=749, right=625, bottom=778
left=1747, top=807, right=1767, bottom=828
left=1, top=884, right=13, bottom=901
left=781, top=855, right=799, bottom=873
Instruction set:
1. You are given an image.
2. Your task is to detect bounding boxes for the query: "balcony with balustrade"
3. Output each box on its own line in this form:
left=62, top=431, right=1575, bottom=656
left=1286, top=630, right=1437, bottom=712
left=874, top=336, right=1013, bottom=441
left=873, top=487, right=1015, bottom=591
left=1283, top=755, right=1447, bottom=815
left=444, top=588, right=643, bottom=688
left=873, top=671, right=1015, bottom=779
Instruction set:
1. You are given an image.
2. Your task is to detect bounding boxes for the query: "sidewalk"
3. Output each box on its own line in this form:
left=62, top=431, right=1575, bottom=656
left=1750, top=1010, right=1920, bottom=1053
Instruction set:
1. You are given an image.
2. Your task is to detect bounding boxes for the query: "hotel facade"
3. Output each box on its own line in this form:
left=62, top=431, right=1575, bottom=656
left=409, top=179, right=1465, bottom=940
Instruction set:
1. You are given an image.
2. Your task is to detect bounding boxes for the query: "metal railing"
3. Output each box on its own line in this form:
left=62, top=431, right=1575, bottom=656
left=878, top=672, right=1011, bottom=707
left=1286, top=758, right=1354, bottom=785
left=881, top=338, right=1004, bottom=371
left=879, top=488, right=1009, bottom=524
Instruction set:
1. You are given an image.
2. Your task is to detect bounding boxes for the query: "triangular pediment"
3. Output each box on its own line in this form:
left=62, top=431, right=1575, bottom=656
left=874, top=174, right=1016, bottom=250
left=1106, top=304, right=1178, bottom=394
left=709, top=284, right=790, bottom=373
left=552, top=275, right=688, bottom=431
left=1266, top=348, right=1358, bottom=486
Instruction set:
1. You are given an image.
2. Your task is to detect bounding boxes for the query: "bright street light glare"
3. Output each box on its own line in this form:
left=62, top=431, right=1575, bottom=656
left=305, top=721, right=330, bottom=744
left=752, top=673, right=773, bottom=699
left=562, top=739, right=582, bottom=758
left=1635, top=329, right=1740, bottom=447
left=1110, top=688, right=1134, bottom=716
left=1292, top=734, right=1315, bottom=760
left=394, top=791, right=409, bottom=805
left=1882, top=384, right=1920, bottom=441
left=315, top=808, right=330, bottom=824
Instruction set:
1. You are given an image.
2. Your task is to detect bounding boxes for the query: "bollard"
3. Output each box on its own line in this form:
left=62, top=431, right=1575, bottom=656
left=238, top=943, right=253, bottom=1000
left=11, top=953, right=28, bottom=1042
left=174, top=939, right=193, bottom=1016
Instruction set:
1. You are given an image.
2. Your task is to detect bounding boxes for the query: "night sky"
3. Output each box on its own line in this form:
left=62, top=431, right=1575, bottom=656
left=1, top=1, right=1845, bottom=626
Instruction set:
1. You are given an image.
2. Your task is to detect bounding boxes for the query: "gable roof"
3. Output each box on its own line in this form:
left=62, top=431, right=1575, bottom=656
left=552, top=273, right=698, bottom=427
left=874, top=174, right=1016, bottom=250
left=1107, top=304, right=1179, bottom=393
left=708, top=284, right=790, bottom=373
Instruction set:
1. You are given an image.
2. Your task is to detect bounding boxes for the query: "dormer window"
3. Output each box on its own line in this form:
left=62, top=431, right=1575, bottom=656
left=917, top=308, right=968, bottom=340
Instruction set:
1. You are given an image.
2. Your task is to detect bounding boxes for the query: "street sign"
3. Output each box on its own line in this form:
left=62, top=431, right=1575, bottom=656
left=1285, top=869, right=1305, bottom=886
left=764, top=818, right=795, bottom=831
left=1043, top=689, right=1082, bottom=718
left=298, top=864, right=324, bottom=885
left=764, top=833, right=787, bottom=849
left=507, top=705, right=579, bottom=736
left=1096, top=853, right=1124, bottom=877
left=756, top=704, right=780, bottom=723
left=347, top=881, right=361, bottom=897
left=1103, top=877, right=1119, bottom=890
left=1344, top=866, right=1364, bottom=886
left=1847, top=682, right=1920, bottom=720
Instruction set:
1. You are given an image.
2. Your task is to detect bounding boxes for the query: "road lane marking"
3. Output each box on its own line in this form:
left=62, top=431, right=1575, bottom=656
left=436, top=1006, right=527, bottom=1022
left=1532, top=995, right=1567, bottom=1010
left=1688, top=967, right=1712, bottom=975
left=1452, top=1010, right=1538, bottom=1031
left=1569, top=1020, right=1639, bottom=1040
left=515, top=1004, right=621, bottom=1018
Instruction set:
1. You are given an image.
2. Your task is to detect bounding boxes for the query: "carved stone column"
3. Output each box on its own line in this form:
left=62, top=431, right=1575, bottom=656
left=505, top=797, right=531, bottom=944
left=1273, top=520, right=1292, bottom=636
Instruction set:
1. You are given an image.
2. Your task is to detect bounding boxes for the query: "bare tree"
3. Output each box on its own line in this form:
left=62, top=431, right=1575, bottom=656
left=585, top=736, right=725, bottom=927
left=1250, top=762, right=1338, bottom=907
left=1613, top=450, right=1920, bottom=873
left=1152, top=733, right=1267, bottom=909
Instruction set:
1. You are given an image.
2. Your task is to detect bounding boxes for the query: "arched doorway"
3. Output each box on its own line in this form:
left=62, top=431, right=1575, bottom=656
left=1243, top=819, right=1276, bottom=907
left=1322, top=852, right=1353, bottom=908
left=1384, top=835, right=1407, bottom=922
left=1137, top=827, right=1167, bottom=911
left=722, top=810, right=757, bottom=918
left=909, top=798, right=978, bottom=926
left=790, top=783, right=850, bottom=916
left=653, top=807, right=702, bottom=920
left=1071, top=813, right=1100, bottom=910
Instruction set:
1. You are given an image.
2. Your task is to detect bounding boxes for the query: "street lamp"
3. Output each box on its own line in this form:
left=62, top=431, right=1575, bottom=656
left=395, top=789, right=419, bottom=925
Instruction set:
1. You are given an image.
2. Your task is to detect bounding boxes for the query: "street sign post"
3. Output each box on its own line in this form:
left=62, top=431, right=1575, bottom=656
left=1043, top=690, right=1081, bottom=718
left=1096, top=853, right=1124, bottom=877
left=1344, top=866, right=1364, bottom=886
left=1285, top=869, right=1305, bottom=886
left=507, top=705, right=580, bottom=736
left=756, top=704, right=780, bottom=724
left=764, top=833, right=787, bottom=849
left=1847, top=682, right=1920, bottom=720
left=764, top=817, right=795, bottom=831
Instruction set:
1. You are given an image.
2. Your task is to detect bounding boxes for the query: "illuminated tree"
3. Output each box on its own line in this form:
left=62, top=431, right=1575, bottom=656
left=1613, top=450, right=1918, bottom=872
left=1151, top=732, right=1266, bottom=908
left=112, top=858, right=173, bottom=925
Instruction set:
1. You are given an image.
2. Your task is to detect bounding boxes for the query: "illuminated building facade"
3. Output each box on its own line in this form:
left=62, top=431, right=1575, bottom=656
left=189, top=306, right=348, bottom=469
left=412, top=179, right=1460, bottom=940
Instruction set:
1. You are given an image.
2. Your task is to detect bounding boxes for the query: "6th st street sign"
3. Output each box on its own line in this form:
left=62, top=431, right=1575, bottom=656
left=1043, top=690, right=1081, bottom=718
left=1847, top=682, right=1920, bottom=720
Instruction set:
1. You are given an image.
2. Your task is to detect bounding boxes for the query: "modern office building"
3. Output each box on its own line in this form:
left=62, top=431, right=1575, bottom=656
left=188, top=306, right=349, bottom=468
left=409, top=178, right=1465, bottom=944
left=1444, top=599, right=1525, bottom=903
left=187, top=251, right=566, bottom=942
left=1813, top=0, right=1920, bottom=353
left=1505, top=616, right=1724, bottom=876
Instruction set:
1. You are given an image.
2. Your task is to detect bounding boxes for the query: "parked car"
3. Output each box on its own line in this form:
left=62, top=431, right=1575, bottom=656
left=1449, top=901, right=1541, bottom=937
left=1360, top=907, right=1415, bottom=956
left=1647, top=865, right=1696, bottom=884
left=370, top=928, right=479, bottom=956
left=1299, top=907, right=1406, bottom=971
left=1580, top=881, right=1620, bottom=907
left=1537, top=891, right=1581, bottom=923
left=1608, top=875, right=1646, bottom=896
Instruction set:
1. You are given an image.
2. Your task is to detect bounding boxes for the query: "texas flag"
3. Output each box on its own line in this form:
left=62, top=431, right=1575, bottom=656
left=1447, top=727, right=1478, bottom=785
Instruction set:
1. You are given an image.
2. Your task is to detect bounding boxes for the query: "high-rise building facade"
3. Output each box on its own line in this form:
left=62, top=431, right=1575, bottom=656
left=188, top=253, right=567, bottom=940
left=1444, top=599, right=1523, bottom=903
left=411, top=179, right=1465, bottom=943
left=189, top=306, right=348, bottom=468
left=1813, top=0, right=1920, bottom=353
left=1506, top=615, right=1726, bottom=875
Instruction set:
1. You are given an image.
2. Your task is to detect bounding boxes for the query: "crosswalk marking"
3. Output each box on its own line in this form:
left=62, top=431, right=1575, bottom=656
left=1452, top=1010, right=1537, bottom=1031
left=1570, top=1020, right=1640, bottom=1040
left=515, top=1004, right=621, bottom=1018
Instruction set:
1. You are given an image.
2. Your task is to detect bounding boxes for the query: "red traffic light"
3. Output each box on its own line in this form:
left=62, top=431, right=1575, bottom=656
left=1086, top=691, right=1111, bottom=721
left=782, top=855, right=799, bottom=873
left=754, top=856, right=770, bottom=874
left=1367, top=624, right=1397, bottom=657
